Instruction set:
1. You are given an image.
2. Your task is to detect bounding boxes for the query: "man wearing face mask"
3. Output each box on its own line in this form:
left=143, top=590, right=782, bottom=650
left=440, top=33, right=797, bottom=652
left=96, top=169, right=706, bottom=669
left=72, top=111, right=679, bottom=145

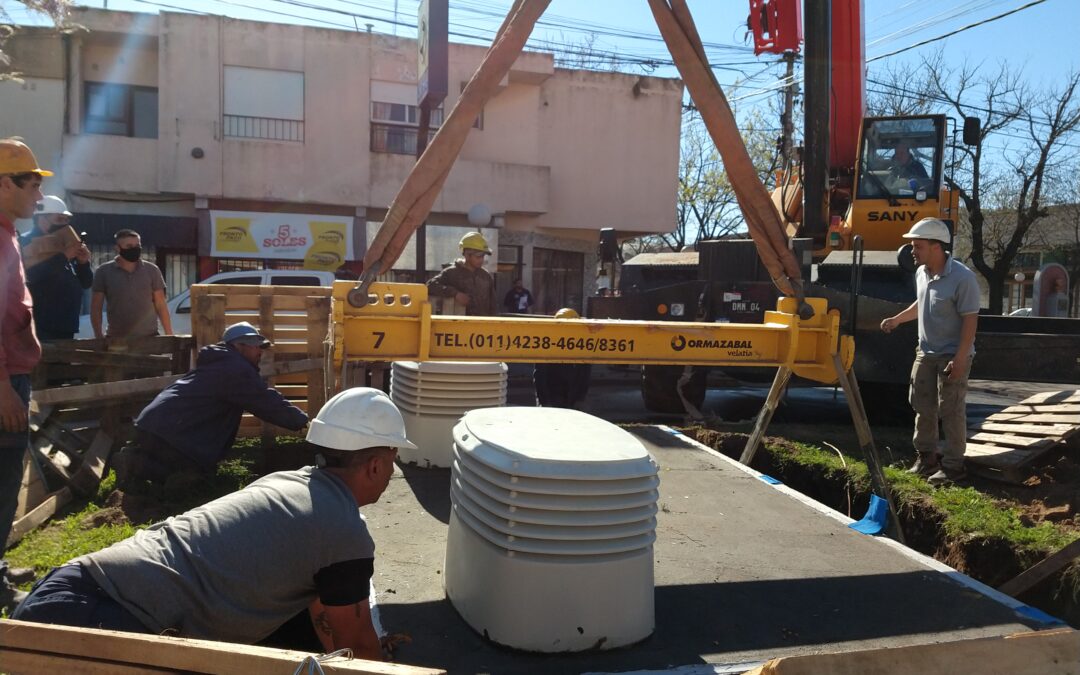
left=91, top=229, right=172, bottom=339
left=19, top=196, right=93, bottom=341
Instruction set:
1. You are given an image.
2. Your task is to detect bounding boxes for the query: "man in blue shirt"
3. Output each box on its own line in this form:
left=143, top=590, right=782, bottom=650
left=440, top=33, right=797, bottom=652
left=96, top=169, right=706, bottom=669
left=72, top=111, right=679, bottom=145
left=112, top=322, right=308, bottom=486
left=881, top=218, right=980, bottom=486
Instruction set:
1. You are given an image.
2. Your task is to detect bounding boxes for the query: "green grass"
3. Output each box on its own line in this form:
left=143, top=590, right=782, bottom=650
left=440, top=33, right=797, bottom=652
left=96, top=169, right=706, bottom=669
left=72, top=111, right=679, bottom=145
left=6, top=437, right=298, bottom=585
left=761, top=437, right=1079, bottom=555
left=7, top=503, right=142, bottom=579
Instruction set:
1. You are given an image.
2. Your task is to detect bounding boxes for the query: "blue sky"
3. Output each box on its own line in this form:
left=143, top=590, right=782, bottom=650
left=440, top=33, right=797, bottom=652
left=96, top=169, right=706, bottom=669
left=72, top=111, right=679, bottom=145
left=5, top=0, right=1077, bottom=152
left=5, top=0, right=1076, bottom=90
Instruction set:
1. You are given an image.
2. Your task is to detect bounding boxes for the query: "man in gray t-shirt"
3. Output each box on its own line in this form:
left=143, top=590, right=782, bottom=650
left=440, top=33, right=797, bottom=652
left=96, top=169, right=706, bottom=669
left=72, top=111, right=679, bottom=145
left=881, top=218, right=980, bottom=486
left=14, top=387, right=418, bottom=662
left=91, top=228, right=172, bottom=338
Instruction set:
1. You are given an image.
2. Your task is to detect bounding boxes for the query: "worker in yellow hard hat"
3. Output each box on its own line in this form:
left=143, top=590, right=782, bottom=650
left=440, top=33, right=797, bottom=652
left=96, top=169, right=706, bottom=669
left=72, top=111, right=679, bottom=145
left=533, top=308, right=592, bottom=409
left=426, top=231, right=496, bottom=316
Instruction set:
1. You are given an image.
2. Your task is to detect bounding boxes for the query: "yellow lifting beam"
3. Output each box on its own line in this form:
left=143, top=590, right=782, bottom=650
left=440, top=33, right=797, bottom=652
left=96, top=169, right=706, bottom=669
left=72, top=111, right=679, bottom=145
left=331, top=280, right=901, bottom=541
left=332, top=281, right=854, bottom=385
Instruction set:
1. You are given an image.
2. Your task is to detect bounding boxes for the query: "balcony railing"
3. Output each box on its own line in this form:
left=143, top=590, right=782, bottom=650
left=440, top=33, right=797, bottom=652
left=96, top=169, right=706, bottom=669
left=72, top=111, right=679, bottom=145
left=223, top=114, right=304, bottom=142
left=370, top=123, right=438, bottom=155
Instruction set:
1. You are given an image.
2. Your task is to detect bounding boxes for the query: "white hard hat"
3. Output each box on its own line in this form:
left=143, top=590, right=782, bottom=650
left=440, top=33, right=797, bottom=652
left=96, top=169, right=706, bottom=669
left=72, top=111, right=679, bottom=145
left=36, top=195, right=72, bottom=217
left=902, top=218, right=951, bottom=245
left=307, top=387, right=417, bottom=451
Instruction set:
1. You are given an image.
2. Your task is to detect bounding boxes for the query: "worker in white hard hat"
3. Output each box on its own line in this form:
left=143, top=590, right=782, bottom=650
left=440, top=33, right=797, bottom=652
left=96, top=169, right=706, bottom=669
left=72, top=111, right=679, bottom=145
left=15, top=387, right=415, bottom=661
left=881, top=218, right=980, bottom=486
left=18, top=194, right=93, bottom=340
left=426, top=231, right=497, bottom=315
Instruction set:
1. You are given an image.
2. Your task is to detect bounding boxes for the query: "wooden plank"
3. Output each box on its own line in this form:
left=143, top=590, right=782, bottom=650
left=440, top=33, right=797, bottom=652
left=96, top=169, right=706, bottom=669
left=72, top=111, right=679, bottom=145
left=970, top=422, right=1073, bottom=437
left=70, top=430, right=116, bottom=497
left=258, top=357, right=324, bottom=378
left=193, top=283, right=332, bottom=298
left=306, top=295, right=329, bottom=416
left=15, top=448, right=49, bottom=519
left=6, top=488, right=73, bottom=548
left=39, top=347, right=173, bottom=370
left=260, top=288, right=279, bottom=447
left=218, top=295, right=317, bottom=311
left=0, top=620, right=445, bottom=674
left=1019, top=390, right=1080, bottom=404
left=32, top=375, right=182, bottom=407
left=1000, top=403, right=1080, bottom=414
left=193, top=294, right=226, bottom=350
left=985, top=413, right=1080, bottom=424
left=741, top=628, right=1080, bottom=675
left=0, top=648, right=174, bottom=674
left=999, top=538, right=1080, bottom=598
left=966, top=432, right=1056, bottom=449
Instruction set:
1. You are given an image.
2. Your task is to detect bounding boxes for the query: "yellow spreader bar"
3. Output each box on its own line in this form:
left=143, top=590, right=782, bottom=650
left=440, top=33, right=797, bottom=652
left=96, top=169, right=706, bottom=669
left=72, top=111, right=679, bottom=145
left=332, top=281, right=855, bottom=385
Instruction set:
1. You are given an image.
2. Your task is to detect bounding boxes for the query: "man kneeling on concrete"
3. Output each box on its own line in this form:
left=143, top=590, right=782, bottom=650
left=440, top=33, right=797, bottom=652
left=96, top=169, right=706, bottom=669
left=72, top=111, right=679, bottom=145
left=114, top=322, right=308, bottom=485
left=14, top=388, right=416, bottom=661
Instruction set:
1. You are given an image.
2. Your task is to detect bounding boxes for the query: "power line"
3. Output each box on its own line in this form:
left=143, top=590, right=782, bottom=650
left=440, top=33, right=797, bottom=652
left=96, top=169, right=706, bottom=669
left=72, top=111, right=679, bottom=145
left=867, top=0, right=1049, bottom=62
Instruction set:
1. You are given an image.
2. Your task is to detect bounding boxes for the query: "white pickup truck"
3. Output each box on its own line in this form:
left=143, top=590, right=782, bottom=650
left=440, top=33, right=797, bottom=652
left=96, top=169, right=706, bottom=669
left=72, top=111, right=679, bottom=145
left=77, top=269, right=337, bottom=338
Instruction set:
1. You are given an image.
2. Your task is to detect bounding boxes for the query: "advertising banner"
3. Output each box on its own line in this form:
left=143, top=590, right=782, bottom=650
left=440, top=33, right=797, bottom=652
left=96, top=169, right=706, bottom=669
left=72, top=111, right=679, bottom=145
left=210, top=211, right=353, bottom=270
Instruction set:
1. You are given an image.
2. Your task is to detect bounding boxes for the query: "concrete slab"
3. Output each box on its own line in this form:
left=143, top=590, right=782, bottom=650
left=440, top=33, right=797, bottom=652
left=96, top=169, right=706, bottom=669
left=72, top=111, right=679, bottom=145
left=366, top=424, right=1050, bottom=675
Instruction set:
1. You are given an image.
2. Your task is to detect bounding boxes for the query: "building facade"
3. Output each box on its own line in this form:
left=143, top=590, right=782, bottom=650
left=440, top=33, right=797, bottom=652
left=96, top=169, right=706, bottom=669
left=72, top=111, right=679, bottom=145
left=1, top=8, right=683, bottom=312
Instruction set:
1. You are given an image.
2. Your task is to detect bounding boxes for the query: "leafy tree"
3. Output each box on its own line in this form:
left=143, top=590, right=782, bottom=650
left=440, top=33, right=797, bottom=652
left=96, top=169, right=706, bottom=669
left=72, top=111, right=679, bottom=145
left=2, top=1, right=72, bottom=80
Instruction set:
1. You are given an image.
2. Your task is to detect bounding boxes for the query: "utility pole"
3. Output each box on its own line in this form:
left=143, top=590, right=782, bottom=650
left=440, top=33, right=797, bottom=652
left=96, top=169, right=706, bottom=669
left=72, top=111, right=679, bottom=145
left=781, top=51, right=797, bottom=168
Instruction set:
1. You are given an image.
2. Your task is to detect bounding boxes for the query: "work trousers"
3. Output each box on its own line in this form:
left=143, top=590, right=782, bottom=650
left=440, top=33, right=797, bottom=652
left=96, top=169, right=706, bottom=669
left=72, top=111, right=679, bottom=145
left=12, top=563, right=149, bottom=633
left=0, top=375, right=31, bottom=555
left=909, top=351, right=970, bottom=471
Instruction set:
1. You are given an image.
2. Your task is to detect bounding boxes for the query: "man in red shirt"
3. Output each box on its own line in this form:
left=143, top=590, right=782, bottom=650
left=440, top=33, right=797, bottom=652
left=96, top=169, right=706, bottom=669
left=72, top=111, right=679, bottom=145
left=0, top=138, right=48, bottom=612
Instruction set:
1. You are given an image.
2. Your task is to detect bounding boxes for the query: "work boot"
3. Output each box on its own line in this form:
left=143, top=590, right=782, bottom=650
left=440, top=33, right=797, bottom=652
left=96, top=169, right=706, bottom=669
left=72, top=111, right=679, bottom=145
left=928, top=466, right=969, bottom=487
left=907, top=453, right=940, bottom=478
left=0, top=579, right=27, bottom=615
left=4, top=567, right=34, bottom=586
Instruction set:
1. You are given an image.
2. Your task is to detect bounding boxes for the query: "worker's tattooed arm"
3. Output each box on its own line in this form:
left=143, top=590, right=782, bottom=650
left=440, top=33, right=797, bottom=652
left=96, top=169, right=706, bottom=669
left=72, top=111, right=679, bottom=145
left=311, top=604, right=335, bottom=653
left=308, top=597, right=383, bottom=661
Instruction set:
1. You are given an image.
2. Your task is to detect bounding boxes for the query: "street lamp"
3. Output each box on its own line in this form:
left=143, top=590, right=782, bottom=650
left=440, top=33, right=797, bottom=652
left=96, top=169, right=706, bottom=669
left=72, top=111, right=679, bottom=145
left=1014, top=272, right=1026, bottom=310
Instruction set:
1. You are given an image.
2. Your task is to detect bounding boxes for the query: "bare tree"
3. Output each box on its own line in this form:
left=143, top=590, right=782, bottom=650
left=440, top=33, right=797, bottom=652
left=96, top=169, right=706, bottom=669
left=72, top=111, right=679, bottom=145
left=928, top=57, right=1080, bottom=313
left=659, top=107, right=780, bottom=252
left=866, top=58, right=937, bottom=117
left=2, top=1, right=72, bottom=80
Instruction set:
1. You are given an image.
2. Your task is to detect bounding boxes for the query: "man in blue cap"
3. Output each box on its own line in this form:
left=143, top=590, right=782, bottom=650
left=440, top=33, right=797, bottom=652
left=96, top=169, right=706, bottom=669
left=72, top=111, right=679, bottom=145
left=112, top=321, right=308, bottom=486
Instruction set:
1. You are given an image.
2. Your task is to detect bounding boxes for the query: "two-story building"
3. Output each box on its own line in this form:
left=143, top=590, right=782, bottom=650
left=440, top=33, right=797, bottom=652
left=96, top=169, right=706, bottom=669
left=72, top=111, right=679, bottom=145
left=1, top=7, right=683, bottom=313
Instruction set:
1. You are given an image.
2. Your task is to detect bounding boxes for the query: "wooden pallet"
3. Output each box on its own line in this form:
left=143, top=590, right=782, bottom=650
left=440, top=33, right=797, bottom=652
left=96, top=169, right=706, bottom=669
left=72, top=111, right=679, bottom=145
left=191, top=284, right=331, bottom=440
left=965, top=390, right=1080, bottom=482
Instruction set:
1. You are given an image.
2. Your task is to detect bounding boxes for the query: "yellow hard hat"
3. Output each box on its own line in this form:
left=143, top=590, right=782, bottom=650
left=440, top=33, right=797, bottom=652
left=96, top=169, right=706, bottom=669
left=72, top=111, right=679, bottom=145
left=555, top=308, right=579, bottom=319
left=459, top=231, right=491, bottom=254
left=0, top=138, right=53, bottom=176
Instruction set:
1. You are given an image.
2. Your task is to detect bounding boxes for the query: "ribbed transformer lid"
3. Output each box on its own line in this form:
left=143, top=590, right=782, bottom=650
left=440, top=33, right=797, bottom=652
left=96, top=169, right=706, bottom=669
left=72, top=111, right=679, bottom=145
left=393, top=361, right=508, bottom=375
left=454, top=407, right=658, bottom=481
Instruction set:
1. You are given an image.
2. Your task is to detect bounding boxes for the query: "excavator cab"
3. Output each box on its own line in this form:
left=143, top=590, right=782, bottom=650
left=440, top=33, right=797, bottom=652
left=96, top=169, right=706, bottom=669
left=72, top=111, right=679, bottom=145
left=837, top=114, right=958, bottom=253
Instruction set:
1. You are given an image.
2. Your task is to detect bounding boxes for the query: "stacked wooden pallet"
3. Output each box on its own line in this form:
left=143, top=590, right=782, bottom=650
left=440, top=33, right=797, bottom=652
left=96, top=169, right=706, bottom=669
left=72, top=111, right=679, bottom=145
left=190, top=283, right=331, bottom=441
left=966, top=389, right=1080, bottom=482
left=9, top=337, right=193, bottom=548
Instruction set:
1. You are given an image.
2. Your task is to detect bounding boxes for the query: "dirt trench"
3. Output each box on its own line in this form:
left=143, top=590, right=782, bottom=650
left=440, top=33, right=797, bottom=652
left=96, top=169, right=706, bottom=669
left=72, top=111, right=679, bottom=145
left=689, top=428, right=1080, bottom=628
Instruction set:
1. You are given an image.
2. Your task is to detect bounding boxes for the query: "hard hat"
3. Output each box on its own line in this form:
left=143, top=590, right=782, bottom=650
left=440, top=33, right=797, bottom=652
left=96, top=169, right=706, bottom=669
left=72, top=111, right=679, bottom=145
left=307, top=387, right=418, bottom=451
left=459, top=231, right=492, bottom=254
left=554, top=308, right=579, bottom=319
left=902, top=218, right=951, bottom=245
left=222, top=321, right=271, bottom=348
left=36, top=195, right=72, bottom=217
left=0, top=138, right=53, bottom=176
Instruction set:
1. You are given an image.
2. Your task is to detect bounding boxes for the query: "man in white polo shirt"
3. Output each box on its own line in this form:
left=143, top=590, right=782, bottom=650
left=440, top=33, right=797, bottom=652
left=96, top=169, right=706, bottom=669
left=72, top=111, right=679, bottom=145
left=881, top=218, right=980, bottom=486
